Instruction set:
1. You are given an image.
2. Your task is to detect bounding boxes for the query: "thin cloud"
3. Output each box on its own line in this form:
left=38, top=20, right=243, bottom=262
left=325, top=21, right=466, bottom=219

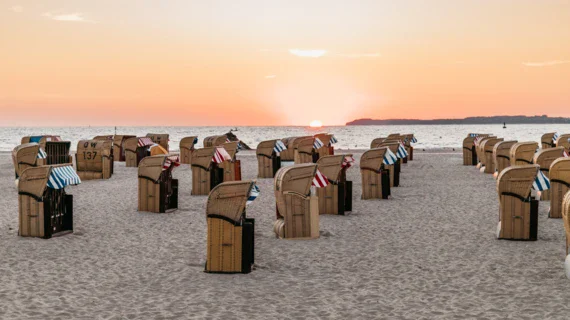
left=42, top=12, right=92, bottom=22
left=11, top=5, right=23, bottom=13
left=333, top=53, right=381, bottom=58
left=265, top=75, right=277, bottom=79
left=288, top=49, right=327, bottom=58
left=522, top=60, right=570, bottom=67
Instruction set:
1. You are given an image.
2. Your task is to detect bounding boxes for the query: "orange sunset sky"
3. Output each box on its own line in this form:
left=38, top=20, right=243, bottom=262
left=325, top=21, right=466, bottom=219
left=1, top=0, right=569, bottom=126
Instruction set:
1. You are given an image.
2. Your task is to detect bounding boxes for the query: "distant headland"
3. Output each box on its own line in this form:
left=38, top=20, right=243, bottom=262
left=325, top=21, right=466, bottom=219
left=346, top=115, right=570, bottom=125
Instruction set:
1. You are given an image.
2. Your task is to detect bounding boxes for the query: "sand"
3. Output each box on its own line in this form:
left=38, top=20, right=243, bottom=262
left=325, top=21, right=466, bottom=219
left=1, top=150, right=569, bottom=319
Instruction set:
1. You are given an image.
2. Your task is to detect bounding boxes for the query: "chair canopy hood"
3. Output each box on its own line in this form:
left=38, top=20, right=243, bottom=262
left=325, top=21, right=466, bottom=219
left=256, top=139, right=278, bottom=157
left=204, top=135, right=227, bottom=147
left=533, top=147, right=565, bottom=170
left=497, top=165, right=539, bottom=199
left=191, top=147, right=217, bottom=170
left=206, top=180, right=255, bottom=223
left=316, top=154, right=351, bottom=183
left=360, top=147, right=388, bottom=171
left=180, top=136, right=198, bottom=150
left=274, top=163, right=318, bottom=196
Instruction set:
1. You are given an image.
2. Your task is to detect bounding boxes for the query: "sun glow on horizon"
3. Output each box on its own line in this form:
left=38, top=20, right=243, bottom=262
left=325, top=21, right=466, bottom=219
left=309, top=120, right=323, bottom=128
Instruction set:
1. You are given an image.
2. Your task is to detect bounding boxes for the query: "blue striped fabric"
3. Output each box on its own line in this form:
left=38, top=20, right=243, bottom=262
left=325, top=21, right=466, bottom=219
left=246, top=184, right=260, bottom=205
left=37, top=148, right=47, bottom=159
left=47, top=166, right=81, bottom=189
left=330, top=135, right=338, bottom=144
left=193, top=137, right=198, bottom=144
left=274, top=140, right=287, bottom=153
left=469, top=133, right=479, bottom=137
left=383, top=149, right=398, bottom=165
left=396, top=143, right=408, bottom=159
left=553, top=132, right=560, bottom=143
left=313, top=138, right=324, bottom=149
left=411, top=136, right=418, bottom=143
left=532, top=170, right=551, bottom=191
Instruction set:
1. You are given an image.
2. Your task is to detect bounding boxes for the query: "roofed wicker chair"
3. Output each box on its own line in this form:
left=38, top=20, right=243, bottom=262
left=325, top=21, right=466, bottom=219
left=549, top=158, right=570, bottom=218
left=113, top=135, right=136, bottom=162
left=315, top=155, right=353, bottom=215
left=179, top=136, right=198, bottom=164
left=191, top=147, right=224, bottom=195
left=496, top=165, right=539, bottom=240
left=220, top=141, right=242, bottom=182
left=203, top=135, right=227, bottom=148
left=541, top=133, right=556, bottom=149
left=205, top=180, right=256, bottom=274
left=18, top=164, right=80, bottom=239
left=378, top=142, right=401, bottom=187
left=360, top=147, right=391, bottom=199
left=294, top=137, right=317, bottom=164
left=12, top=143, right=43, bottom=179
left=279, top=136, right=311, bottom=162
left=256, top=139, right=282, bottom=178
left=475, top=136, right=496, bottom=168
left=22, top=135, right=72, bottom=165
left=481, top=138, right=504, bottom=174
left=493, top=140, right=517, bottom=178
left=273, top=164, right=319, bottom=239
left=561, top=192, right=570, bottom=269
left=401, top=134, right=415, bottom=161
left=314, top=133, right=335, bottom=158
left=462, top=134, right=491, bottom=166
left=76, top=140, right=114, bottom=180
left=146, top=133, right=169, bottom=152
left=138, top=155, right=179, bottom=213
left=555, top=134, right=570, bottom=151
left=509, top=142, right=539, bottom=166
left=370, top=138, right=386, bottom=149
left=124, top=137, right=154, bottom=167
left=532, top=147, right=564, bottom=201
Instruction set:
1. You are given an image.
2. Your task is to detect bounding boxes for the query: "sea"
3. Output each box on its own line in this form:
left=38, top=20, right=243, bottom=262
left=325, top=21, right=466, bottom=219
left=1, top=124, right=568, bottom=152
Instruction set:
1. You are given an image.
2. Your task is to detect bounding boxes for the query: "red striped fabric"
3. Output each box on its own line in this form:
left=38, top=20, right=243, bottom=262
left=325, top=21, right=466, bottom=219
left=342, top=156, right=355, bottom=169
left=138, top=137, right=154, bottom=147
left=312, top=169, right=329, bottom=188
left=163, top=155, right=180, bottom=170
left=212, top=147, right=231, bottom=163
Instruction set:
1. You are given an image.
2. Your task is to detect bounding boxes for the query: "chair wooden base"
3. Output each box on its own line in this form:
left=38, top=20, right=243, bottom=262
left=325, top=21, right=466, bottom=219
left=257, top=155, right=281, bottom=178
left=549, top=181, right=569, bottom=218
left=192, top=167, right=223, bottom=195
left=317, top=181, right=352, bottom=215
left=205, top=217, right=254, bottom=274
left=19, top=190, right=73, bottom=239
left=138, top=177, right=178, bottom=213
left=361, top=169, right=391, bottom=199
left=274, top=195, right=319, bottom=239
left=497, top=194, right=538, bottom=240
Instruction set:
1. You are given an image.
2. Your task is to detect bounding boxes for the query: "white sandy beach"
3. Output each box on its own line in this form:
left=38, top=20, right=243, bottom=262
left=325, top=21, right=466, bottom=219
left=1, top=150, right=569, bottom=319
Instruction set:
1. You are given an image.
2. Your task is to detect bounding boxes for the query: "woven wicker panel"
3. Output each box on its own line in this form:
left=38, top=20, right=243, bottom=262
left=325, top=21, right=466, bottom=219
left=561, top=192, right=570, bottom=254
left=206, top=180, right=253, bottom=223
left=499, top=195, right=531, bottom=239
left=493, top=140, right=517, bottom=174
left=13, top=143, right=40, bottom=177
left=138, top=155, right=167, bottom=182
left=18, top=166, right=51, bottom=199
left=256, top=139, right=278, bottom=157
left=370, top=138, right=386, bottom=149
left=203, top=135, right=227, bottom=147
left=180, top=136, right=198, bottom=150
left=206, top=218, right=243, bottom=272
left=360, top=148, right=388, bottom=171
left=509, top=142, right=539, bottom=166
left=316, top=155, right=347, bottom=183
left=274, top=163, right=317, bottom=195
left=18, top=194, right=45, bottom=238
left=314, top=133, right=332, bottom=146
left=533, top=147, right=564, bottom=170
left=541, top=132, right=556, bottom=149
left=497, top=165, right=538, bottom=199
left=76, top=140, right=112, bottom=173
left=223, top=141, right=239, bottom=159
left=481, top=138, right=504, bottom=172
left=555, top=134, right=570, bottom=150
left=379, top=142, right=399, bottom=155
left=191, top=147, right=216, bottom=170
left=475, top=137, right=495, bottom=164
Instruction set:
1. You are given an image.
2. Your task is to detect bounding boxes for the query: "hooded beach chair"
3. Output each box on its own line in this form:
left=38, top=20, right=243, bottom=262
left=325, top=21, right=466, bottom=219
left=532, top=147, right=564, bottom=201
left=480, top=138, right=504, bottom=174
left=191, top=147, right=224, bottom=195
left=76, top=140, right=114, bottom=180
left=541, top=133, right=557, bottom=149
left=378, top=141, right=402, bottom=187
left=112, top=135, right=136, bottom=162
left=220, top=141, right=242, bottom=182
left=124, top=137, right=155, bottom=167
left=496, top=165, right=539, bottom=240
left=12, top=143, right=45, bottom=179
left=463, top=134, right=482, bottom=165
left=138, top=155, right=179, bottom=213
left=205, top=181, right=257, bottom=274
left=203, top=135, right=227, bottom=147
left=510, top=142, right=539, bottom=166
left=179, top=136, right=198, bottom=164
left=18, top=164, right=80, bottom=239
left=370, top=138, right=386, bottom=149
left=548, top=158, right=570, bottom=218
left=360, top=148, right=391, bottom=199
left=314, top=133, right=335, bottom=158
left=146, top=133, right=169, bottom=152
left=316, top=155, right=353, bottom=215
left=279, top=136, right=312, bottom=162
left=561, top=193, right=570, bottom=278
left=475, top=136, right=496, bottom=168
left=555, top=134, right=570, bottom=150
left=22, top=135, right=72, bottom=165
left=256, top=139, right=283, bottom=178
left=493, top=140, right=517, bottom=178
left=294, top=137, right=318, bottom=164
left=273, top=164, right=320, bottom=239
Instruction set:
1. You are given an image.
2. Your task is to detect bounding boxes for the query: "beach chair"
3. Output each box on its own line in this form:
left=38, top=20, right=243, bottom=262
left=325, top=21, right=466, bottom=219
left=532, top=147, right=564, bottom=201
left=18, top=164, right=80, bottom=239
left=481, top=138, right=504, bottom=174
left=220, top=141, right=242, bottom=182
left=541, top=133, right=556, bottom=149
left=370, top=138, right=386, bottom=149
left=76, top=140, right=114, bottom=180
left=548, top=158, right=570, bottom=218
left=138, top=155, right=179, bottom=213
left=146, top=133, right=169, bottom=152
left=561, top=192, right=570, bottom=277
left=279, top=136, right=312, bottom=162
left=496, top=165, right=539, bottom=240
left=273, top=164, right=320, bottom=239
left=179, top=136, right=198, bottom=164
left=378, top=141, right=401, bottom=187
left=555, top=134, right=570, bottom=151
left=205, top=181, right=256, bottom=274
left=124, top=137, right=154, bottom=167
left=361, top=148, right=391, bottom=199
left=314, top=133, right=335, bottom=158
left=203, top=135, right=227, bottom=147
left=316, top=155, right=353, bottom=215
left=256, top=139, right=282, bottom=178
left=294, top=137, right=317, bottom=164
left=493, top=140, right=517, bottom=178
left=191, top=147, right=224, bottom=195
left=22, top=135, right=72, bottom=165
left=12, top=143, right=44, bottom=179
left=402, top=134, right=415, bottom=161
left=474, top=136, right=496, bottom=168
left=113, top=135, right=136, bottom=162
left=510, top=142, right=539, bottom=166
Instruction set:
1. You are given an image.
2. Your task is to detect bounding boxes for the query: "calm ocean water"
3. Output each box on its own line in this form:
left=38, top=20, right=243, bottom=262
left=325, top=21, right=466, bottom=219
left=1, top=124, right=568, bottom=152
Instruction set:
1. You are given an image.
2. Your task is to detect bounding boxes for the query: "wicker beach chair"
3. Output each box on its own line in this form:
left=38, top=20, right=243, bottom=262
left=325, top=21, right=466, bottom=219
left=360, top=148, right=391, bottom=199
left=205, top=181, right=256, bottom=273
left=279, top=136, right=310, bottom=162
left=541, top=133, right=556, bottom=149
left=256, top=139, right=282, bottom=178
left=203, top=135, right=227, bottom=147
left=314, top=133, right=335, bottom=158
left=273, top=164, right=320, bottom=239
left=378, top=141, right=401, bottom=187
left=463, top=134, right=490, bottom=166
left=532, top=147, right=564, bottom=201
left=18, top=164, right=80, bottom=239
left=112, top=135, right=136, bottom=162
left=21, top=135, right=72, bottom=165
left=480, top=138, right=504, bottom=174
left=509, top=142, right=539, bottom=166
left=548, top=158, right=570, bottom=218
left=124, top=137, right=154, bottom=167
left=315, top=155, right=353, bottom=215
left=493, top=140, right=517, bottom=178
left=294, top=137, right=317, bottom=164
left=76, top=140, right=114, bottom=180
left=496, top=165, right=539, bottom=240
left=401, top=134, right=415, bottom=161
left=138, top=155, right=179, bottom=213
left=12, top=143, right=43, bottom=179
left=561, top=192, right=570, bottom=260
left=220, top=141, right=241, bottom=182
left=179, top=136, right=198, bottom=164
left=146, top=133, right=169, bottom=152
left=555, top=134, right=570, bottom=151
left=191, top=147, right=224, bottom=195
left=370, top=138, right=386, bottom=149
left=474, top=136, right=496, bottom=168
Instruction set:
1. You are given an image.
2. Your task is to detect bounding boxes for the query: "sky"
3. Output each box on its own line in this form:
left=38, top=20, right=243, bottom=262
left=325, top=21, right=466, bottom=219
left=1, top=0, right=569, bottom=126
